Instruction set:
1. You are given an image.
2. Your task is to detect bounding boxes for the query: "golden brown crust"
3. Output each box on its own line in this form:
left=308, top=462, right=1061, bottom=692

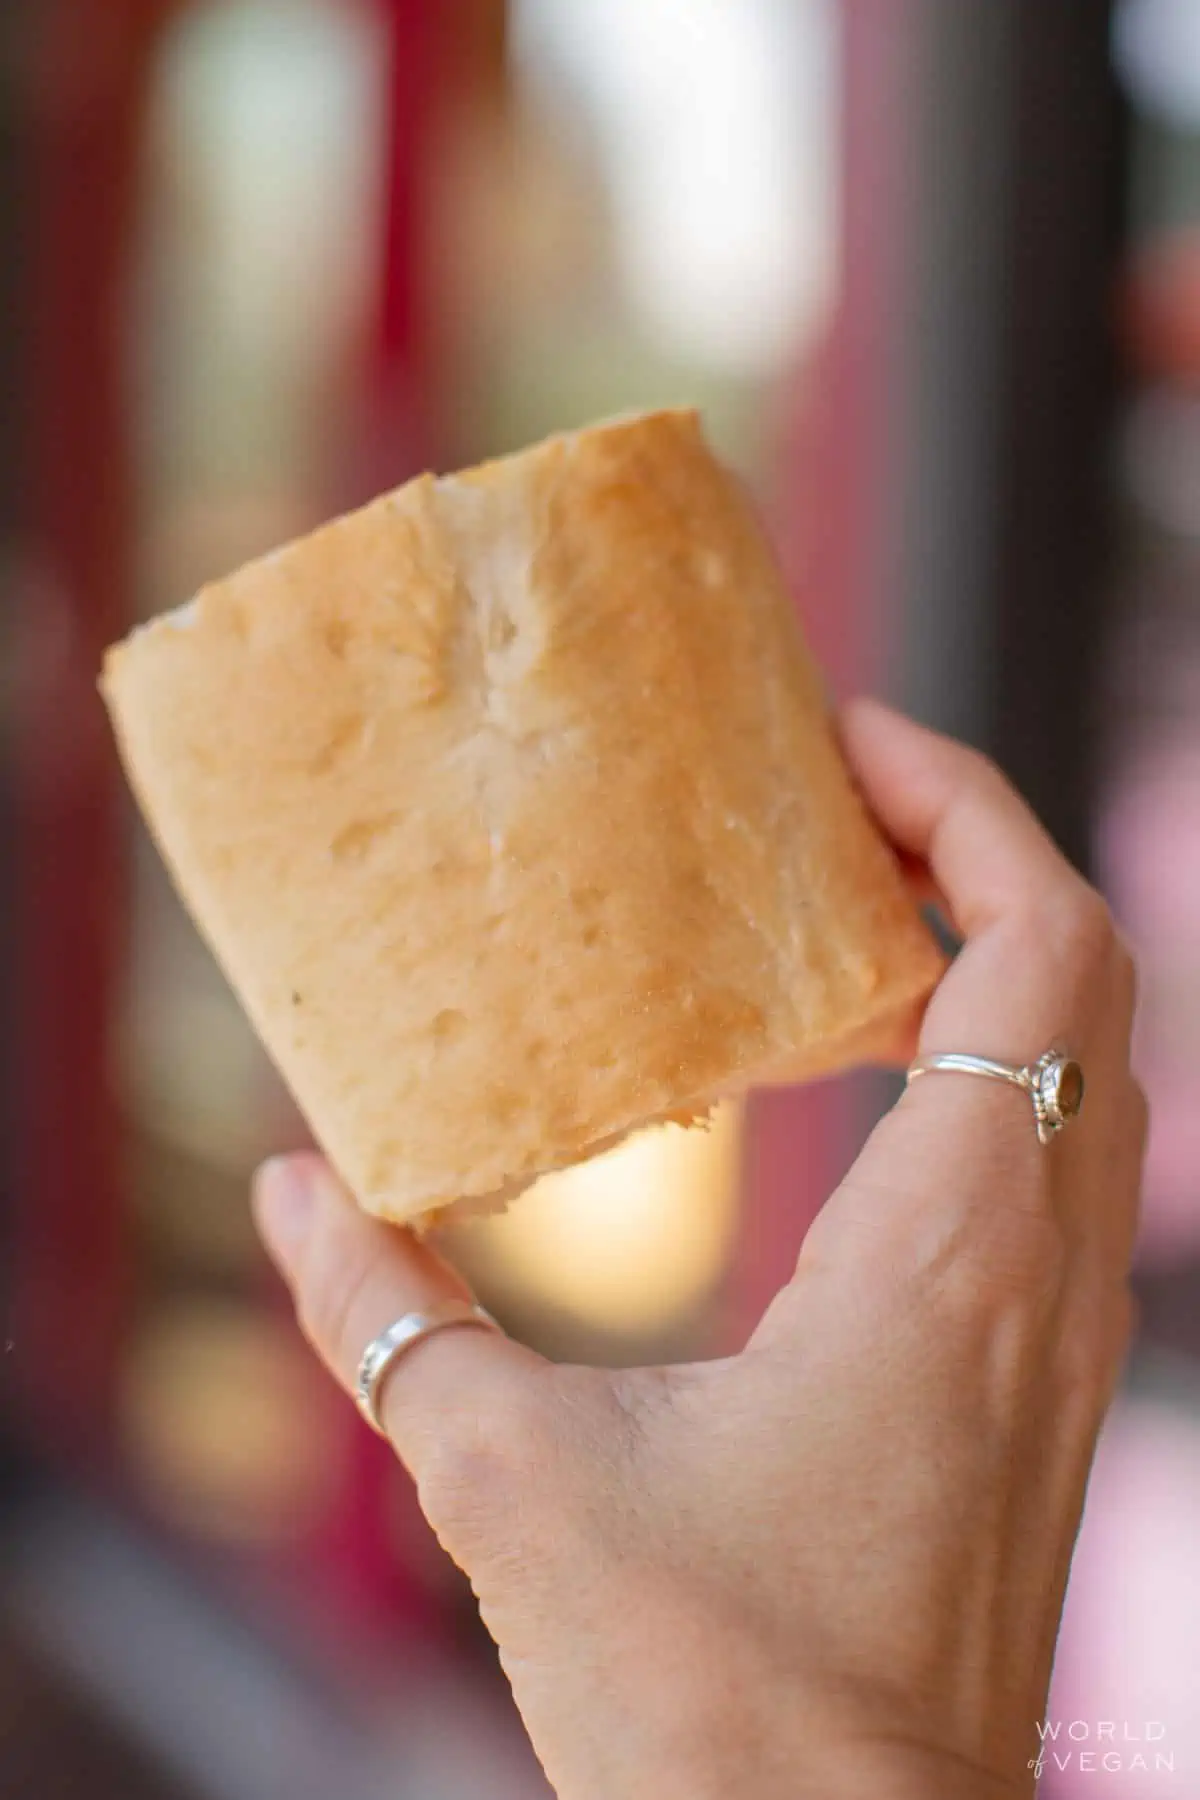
left=102, top=410, right=943, bottom=1224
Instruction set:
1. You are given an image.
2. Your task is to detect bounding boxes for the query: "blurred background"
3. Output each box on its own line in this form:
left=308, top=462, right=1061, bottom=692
left=1, top=1, right=1197, bottom=1794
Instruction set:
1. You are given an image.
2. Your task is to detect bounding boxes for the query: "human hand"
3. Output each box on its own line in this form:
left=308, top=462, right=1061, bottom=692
left=254, top=701, right=1145, bottom=1799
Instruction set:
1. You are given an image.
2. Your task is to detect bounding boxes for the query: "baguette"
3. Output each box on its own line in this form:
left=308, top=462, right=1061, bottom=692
left=102, top=410, right=943, bottom=1227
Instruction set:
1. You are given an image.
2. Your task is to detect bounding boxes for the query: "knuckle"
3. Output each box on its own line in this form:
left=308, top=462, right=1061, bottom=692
left=1036, top=883, right=1115, bottom=972
left=957, top=742, right=1009, bottom=797
left=1064, top=885, right=1114, bottom=957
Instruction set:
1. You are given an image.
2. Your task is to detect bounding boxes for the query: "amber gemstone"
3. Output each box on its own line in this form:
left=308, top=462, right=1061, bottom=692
left=1054, top=1060, right=1085, bottom=1118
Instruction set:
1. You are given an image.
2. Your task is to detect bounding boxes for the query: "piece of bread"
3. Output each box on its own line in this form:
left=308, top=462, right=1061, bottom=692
left=102, top=410, right=943, bottom=1228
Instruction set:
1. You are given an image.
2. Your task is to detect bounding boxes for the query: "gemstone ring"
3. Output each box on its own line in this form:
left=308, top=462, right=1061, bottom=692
left=906, top=1046, right=1086, bottom=1145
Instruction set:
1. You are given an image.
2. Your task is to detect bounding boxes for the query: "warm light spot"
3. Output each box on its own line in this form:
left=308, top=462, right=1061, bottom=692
left=119, top=1302, right=338, bottom=1544
left=467, top=1104, right=742, bottom=1335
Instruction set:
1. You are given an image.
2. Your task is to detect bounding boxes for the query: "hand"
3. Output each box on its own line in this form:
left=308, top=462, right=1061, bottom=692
left=254, top=702, right=1145, bottom=1799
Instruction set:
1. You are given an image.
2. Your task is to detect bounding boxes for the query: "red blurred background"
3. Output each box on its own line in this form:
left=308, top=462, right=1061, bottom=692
left=1, top=3, right=1197, bottom=1794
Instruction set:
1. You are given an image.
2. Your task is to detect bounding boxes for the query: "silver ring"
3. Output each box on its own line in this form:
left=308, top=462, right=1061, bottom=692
left=355, top=1301, right=502, bottom=1436
left=906, top=1045, right=1085, bottom=1145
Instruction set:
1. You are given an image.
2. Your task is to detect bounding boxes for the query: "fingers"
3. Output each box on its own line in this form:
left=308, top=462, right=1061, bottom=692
left=810, top=701, right=1144, bottom=1284
left=840, top=698, right=1088, bottom=938
left=254, top=1153, right=545, bottom=1491
left=841, top=695, right=1135, bottom=1065
left=860, top=882, right=1131, bottom=1221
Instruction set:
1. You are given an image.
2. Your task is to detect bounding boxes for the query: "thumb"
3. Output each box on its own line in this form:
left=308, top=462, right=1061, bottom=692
left=253, top=1153, right=546, bottom=1500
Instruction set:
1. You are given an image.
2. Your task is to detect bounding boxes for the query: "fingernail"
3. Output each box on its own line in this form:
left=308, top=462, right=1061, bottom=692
left=254, top=1155, right=315, bottom=1260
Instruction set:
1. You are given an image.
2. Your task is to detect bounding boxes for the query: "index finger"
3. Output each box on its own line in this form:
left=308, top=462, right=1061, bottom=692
left=828, top=701, right=1138, bottom=1246
left=839, top=697, right=1135, bottom=1061
left=839, top=698, right=1089, bottom=938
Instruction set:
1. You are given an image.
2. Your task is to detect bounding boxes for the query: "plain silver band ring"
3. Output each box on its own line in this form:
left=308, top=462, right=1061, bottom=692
left=906, top=1045, right=1085, bottom=1145
left=355, top=1301, right=502, bottom=1436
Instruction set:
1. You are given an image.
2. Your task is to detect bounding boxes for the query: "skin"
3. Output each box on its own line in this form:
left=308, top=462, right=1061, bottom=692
left=254, top=700, right=1145, bottom=1799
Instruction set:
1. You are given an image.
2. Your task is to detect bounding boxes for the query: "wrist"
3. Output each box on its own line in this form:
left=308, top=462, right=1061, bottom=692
left=624, top=1683, right=1034, bottom=1800
left=793, top=1742, right=1031, bottom=1800
left=644, top=1741, right=1030, bottom=1800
